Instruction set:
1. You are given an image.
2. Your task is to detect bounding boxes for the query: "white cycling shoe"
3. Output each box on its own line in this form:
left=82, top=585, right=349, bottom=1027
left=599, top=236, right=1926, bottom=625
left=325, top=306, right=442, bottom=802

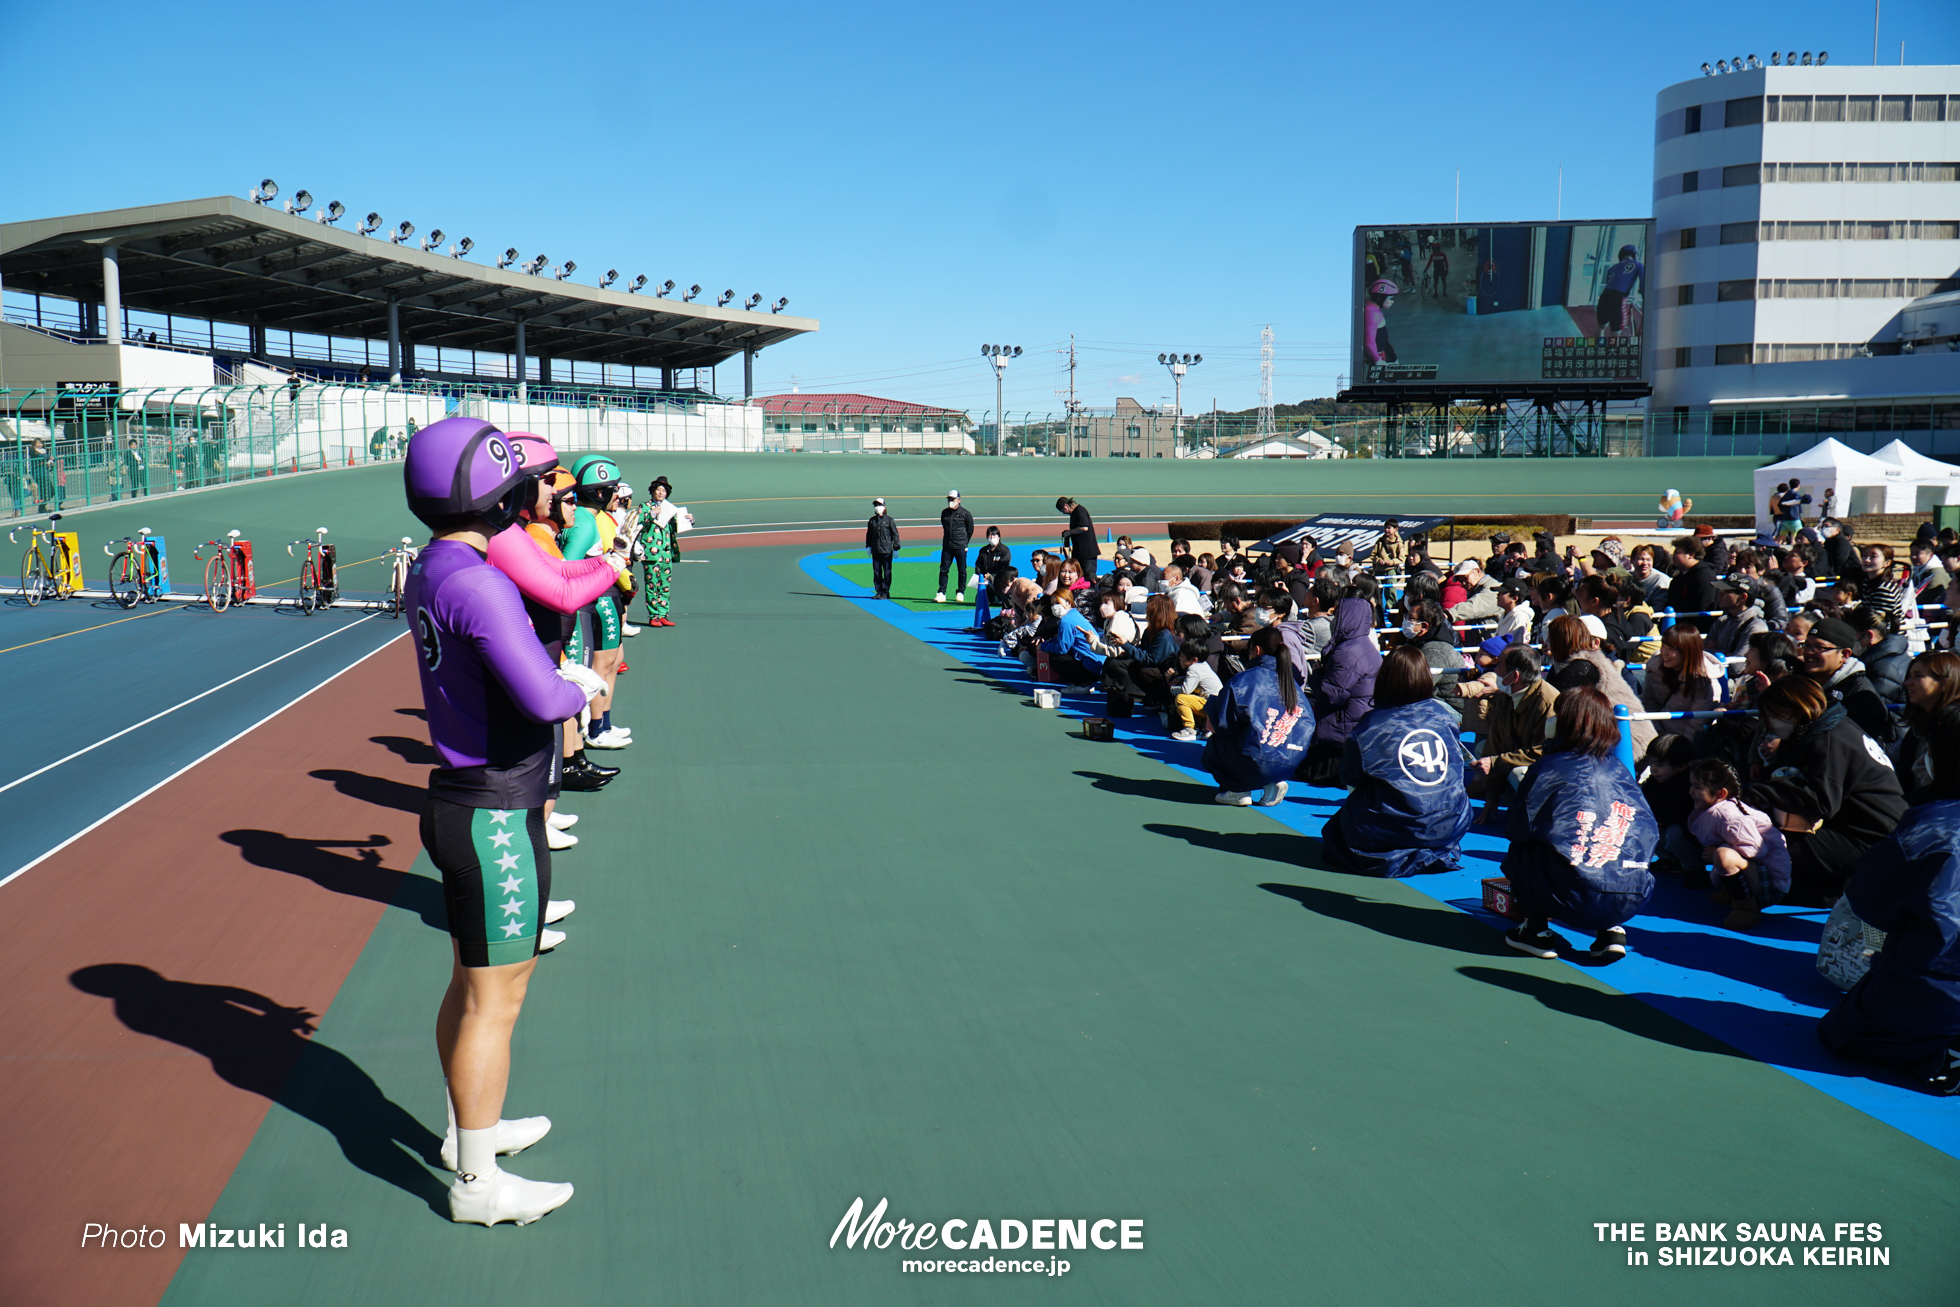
left=439, top=1116, right=553, bottom=1171
left=546, top=826, right=578, bottom=850
left=448, top=1167, right=574, bottom=1227
left=539, top=928, right=567, bottom=952
left=545, top=899, right=575, bottom=924
left=547, top=811, right=578, bottom=831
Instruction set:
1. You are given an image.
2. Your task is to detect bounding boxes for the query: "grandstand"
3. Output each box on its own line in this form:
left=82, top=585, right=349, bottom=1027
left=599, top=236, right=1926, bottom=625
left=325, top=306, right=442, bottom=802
left=0, top=193, right=822, bottom=511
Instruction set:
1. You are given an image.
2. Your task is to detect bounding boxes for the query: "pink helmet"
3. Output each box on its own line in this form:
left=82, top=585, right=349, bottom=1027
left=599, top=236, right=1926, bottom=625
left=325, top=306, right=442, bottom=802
left=505, top=432, right=560, bottom=477
left=1369, top=279, right=1401, bottom=297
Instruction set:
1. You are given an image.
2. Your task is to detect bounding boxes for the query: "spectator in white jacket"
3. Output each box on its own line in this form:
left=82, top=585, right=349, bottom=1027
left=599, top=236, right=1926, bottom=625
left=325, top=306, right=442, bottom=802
left=1161, top=564, right=1210, bottom=616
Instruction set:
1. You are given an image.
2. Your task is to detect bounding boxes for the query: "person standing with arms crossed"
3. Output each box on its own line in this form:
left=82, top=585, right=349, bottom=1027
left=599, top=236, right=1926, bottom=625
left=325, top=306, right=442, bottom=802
left=865, top=497, right=901, bottom=599
left=936, top=489, right=973, bottom=603
left=402, top=417, right=605, bottom=1226
left=1057, top=495, right=1099, bottom=578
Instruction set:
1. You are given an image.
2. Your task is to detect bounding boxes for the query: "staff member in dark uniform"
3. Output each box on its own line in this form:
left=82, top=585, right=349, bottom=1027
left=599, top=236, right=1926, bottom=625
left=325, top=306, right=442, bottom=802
left=936, top=489, right=974, bottom=603
left=865, top=497, right=901, bottom=599
left=1057, top=495, right=1099, bottom=577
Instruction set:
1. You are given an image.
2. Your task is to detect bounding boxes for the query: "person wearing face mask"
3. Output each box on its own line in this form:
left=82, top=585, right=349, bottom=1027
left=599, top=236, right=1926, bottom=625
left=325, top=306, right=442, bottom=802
left=974, top=527, right=1011, bottom=593
left=864, top=498, right=901, bottom=599
left=1745, top=675, right=1907, bottom=906
left=1039, top=590, right=1113, bottom=691
left=1461, top=644, right=1558, bottom=799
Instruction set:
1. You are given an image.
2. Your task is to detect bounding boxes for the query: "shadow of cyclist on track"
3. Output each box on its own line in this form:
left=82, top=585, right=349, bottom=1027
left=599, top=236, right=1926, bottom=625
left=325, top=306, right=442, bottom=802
left=70, top=964, right=449, bottom=1213
left=220, top=829, right=446, bottom=932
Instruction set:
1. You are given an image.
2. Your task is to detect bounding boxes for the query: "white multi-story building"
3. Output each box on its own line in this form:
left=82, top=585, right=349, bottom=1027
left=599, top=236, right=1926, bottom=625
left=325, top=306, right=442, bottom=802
left=1651, top=61, right=1960, bottom=453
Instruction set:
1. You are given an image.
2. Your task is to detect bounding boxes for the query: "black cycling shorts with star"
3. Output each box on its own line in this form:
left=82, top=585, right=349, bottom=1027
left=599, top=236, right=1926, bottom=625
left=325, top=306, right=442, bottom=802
left=420, top=797, right=553, bottom=967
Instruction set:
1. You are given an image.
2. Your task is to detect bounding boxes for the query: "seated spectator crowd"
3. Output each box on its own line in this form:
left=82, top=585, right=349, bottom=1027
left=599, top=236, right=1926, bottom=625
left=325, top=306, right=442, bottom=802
left=973, top=517, right=1960, bottom=1099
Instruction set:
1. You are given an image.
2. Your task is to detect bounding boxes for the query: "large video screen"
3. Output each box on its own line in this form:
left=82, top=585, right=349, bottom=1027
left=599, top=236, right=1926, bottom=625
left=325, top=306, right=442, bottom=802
left=1352, top=221, right=1652, bottom=386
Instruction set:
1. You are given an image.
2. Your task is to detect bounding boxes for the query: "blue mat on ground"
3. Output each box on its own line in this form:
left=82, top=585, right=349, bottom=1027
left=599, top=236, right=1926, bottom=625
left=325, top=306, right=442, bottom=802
left=804, top=547, right=1960, bottom=1160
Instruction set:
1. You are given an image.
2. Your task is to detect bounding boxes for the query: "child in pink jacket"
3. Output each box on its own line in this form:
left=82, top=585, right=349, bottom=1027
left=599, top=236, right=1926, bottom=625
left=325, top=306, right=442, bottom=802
left=1687, top=759, right=1792, bottom=929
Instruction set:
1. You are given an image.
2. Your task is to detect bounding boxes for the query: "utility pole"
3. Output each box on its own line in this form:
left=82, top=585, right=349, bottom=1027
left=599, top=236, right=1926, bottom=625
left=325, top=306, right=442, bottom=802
left=1053, top=334, right=1080, bottom=459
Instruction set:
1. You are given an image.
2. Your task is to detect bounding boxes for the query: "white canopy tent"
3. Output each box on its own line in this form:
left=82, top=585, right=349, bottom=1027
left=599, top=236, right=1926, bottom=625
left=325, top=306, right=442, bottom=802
left=1871, top=440, right=1960, bottom=514
left=1751, top=438, right=1904, bottom=532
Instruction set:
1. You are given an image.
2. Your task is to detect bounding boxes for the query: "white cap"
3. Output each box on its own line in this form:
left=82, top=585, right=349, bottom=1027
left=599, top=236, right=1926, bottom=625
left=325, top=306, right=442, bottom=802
left=947, top=489, right=960, bottom=499
left=1578, top=614, right=1610, bottom=640
left=872, top=497, right=885, bottom=506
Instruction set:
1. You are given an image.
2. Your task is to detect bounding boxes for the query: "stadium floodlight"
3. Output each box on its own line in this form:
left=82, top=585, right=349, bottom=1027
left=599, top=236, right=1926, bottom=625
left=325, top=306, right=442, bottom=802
left=1770, top=52, right=1780, bottom=66
left=682, top=284, right=702, bottom=302
left=287, top=189, right=313, bottom=215
left=1731, top=54, right=1742, bottom=69
left=628, top=274, right=648, bottom=293
left=421, top=228, right=445, bottom=252
left=358, top=212, right=382, bottom=236
left=772, top=297, right=788, bottom=313
left=1746, top=54, right=1760, bottom=68
left=497, top=247, right=519, bottom=269
left=392, top=221, right=415, bottom=244
left=554, top=260, right=577, bottom=280
left=657, top=279, right=676, bottom=297
left=598, top=269, right=618, bottom=289
left=1801, top=51, right=1812, bottom=64
left=251, top=178, right=278, bottom=204
left=1701, top=62, right=1714, bottom=75
left=716, top=289, right=734, bottom=306
left=524, top=254, right=548, bottom=275
left=1715, top=59, right=1728, bottom=72
left=744, top=293, right=762, bottom=310
left=453, top=236, right=474, bottom=257
left=1817, top=50, right=1828, bottom=64
left=318, top=200, right=346, bottom=225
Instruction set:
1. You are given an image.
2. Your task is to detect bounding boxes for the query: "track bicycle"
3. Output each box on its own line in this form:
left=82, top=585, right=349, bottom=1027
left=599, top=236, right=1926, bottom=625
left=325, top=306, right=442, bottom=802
left=386, top=536, right=417, bottom=617
left=104, top=528, right=162, bottom=608
left=11, top=514, right=74, bottom=606
left=194, top=529, right=247, bottom=613
left=287, top=527, right=332, bottom=615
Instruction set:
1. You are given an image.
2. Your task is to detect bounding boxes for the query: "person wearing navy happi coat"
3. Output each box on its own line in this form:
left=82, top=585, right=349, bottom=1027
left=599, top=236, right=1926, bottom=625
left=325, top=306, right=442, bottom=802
left=1323, top=645, right=1471, bottom=878
left=1201, top=626, right=1315, bottom=796
left=1503, top=687, right=1659, bottom=934
left=1819, top=713, right=1960, bottom=1094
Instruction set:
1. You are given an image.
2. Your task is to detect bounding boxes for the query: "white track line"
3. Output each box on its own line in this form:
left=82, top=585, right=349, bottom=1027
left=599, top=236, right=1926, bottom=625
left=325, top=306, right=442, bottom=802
left=1, top=626, right=406, bottom=891
left=0, top=614, right=384, bottom=798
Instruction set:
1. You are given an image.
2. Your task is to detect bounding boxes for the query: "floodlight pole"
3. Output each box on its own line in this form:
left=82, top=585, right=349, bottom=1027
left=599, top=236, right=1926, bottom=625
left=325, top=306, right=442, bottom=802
left=744, top=348, right=755, bottom=400
left=980, top=345, right=1019, bottom=455
left=1161, top=355, right=1197, bottom=453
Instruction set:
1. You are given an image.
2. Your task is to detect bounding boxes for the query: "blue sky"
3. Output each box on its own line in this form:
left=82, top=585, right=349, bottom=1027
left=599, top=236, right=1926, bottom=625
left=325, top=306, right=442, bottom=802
left=4, top=0, right=1956, bottom=414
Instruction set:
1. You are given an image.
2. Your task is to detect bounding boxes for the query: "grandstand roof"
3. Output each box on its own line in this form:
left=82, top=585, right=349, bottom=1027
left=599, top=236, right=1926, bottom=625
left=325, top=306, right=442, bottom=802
left=752, top=392, right=966, bottom=416
left=0, top=196, right=816, bottom=371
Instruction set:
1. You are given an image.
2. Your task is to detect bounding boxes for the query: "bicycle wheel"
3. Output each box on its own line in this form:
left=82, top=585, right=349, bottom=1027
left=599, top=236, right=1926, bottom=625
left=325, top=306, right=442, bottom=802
left=21, top=549, right=44, bottom=607
left=206, top=554, right=233, bottom=613
left=110, top=550, right=138, bottom=608
left=298, top=559, right=319, bottom=614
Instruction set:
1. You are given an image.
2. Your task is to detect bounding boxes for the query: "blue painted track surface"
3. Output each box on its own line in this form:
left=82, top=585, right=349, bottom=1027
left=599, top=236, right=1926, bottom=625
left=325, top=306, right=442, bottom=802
left=0, top=595, right=408, bottom=879
left=803, top=546, right=1960, bottom=1163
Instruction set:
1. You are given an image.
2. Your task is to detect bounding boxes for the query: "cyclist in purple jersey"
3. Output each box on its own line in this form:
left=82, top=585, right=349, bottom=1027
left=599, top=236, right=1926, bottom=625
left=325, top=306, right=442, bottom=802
left=403, top=416, right=604, bottom=1227
left=1596, top=244, right=1644, bottom=340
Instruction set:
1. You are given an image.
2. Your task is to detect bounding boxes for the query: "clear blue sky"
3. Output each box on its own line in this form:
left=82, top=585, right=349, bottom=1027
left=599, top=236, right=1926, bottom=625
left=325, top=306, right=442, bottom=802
left=4, top=0, right=1955, bottom=414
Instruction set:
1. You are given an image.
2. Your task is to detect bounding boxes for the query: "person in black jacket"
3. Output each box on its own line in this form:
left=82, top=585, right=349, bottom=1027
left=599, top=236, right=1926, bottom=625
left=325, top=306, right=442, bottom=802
left=1056, top=496, right=1099, bottom=577
left=1847, top=605, right=1909, bottom=702
left=937, top=490, right=974, bottom=602
left=865, top=497, right=901, bottom=599
left=973, top=527, right=1011, bottom=592
left=1747, top=674, right=1907, bottom=905
left=1819, top=518, right=1860, bottom=584
left=1800, top=617, right=1903, bottom=744
left=1667, top=537, right=1720, bottom=624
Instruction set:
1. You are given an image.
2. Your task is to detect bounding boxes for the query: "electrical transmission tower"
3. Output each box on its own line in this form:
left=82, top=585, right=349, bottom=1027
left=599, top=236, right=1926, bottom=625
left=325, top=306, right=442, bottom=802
left=1257, top=325, right=1276, bottom=437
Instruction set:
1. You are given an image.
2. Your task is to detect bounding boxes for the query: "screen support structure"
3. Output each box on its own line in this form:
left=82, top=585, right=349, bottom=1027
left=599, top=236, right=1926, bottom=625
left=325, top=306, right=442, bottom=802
left=1335, top=381, right=1652, bottom=457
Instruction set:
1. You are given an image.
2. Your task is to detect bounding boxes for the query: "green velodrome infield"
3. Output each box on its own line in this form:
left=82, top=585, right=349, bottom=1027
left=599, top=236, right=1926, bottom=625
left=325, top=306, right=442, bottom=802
left=8, top=451, right=1958, bottom=1307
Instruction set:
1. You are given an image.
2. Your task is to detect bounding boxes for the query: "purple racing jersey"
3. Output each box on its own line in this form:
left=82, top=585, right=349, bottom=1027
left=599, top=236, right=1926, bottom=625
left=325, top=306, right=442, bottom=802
left=1602, top=256, right=1644, bottom=298
left=407, top=538, right=588, bottom=809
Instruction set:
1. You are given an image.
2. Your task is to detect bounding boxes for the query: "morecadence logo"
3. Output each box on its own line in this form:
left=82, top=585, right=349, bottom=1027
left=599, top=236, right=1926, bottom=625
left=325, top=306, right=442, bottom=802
left=830, top=1196, right=1143, bottom=1275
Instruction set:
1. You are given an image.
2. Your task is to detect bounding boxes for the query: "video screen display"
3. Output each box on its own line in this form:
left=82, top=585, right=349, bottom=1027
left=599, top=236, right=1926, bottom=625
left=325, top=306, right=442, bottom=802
left=1352, top=221, right=1652, bottom=386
